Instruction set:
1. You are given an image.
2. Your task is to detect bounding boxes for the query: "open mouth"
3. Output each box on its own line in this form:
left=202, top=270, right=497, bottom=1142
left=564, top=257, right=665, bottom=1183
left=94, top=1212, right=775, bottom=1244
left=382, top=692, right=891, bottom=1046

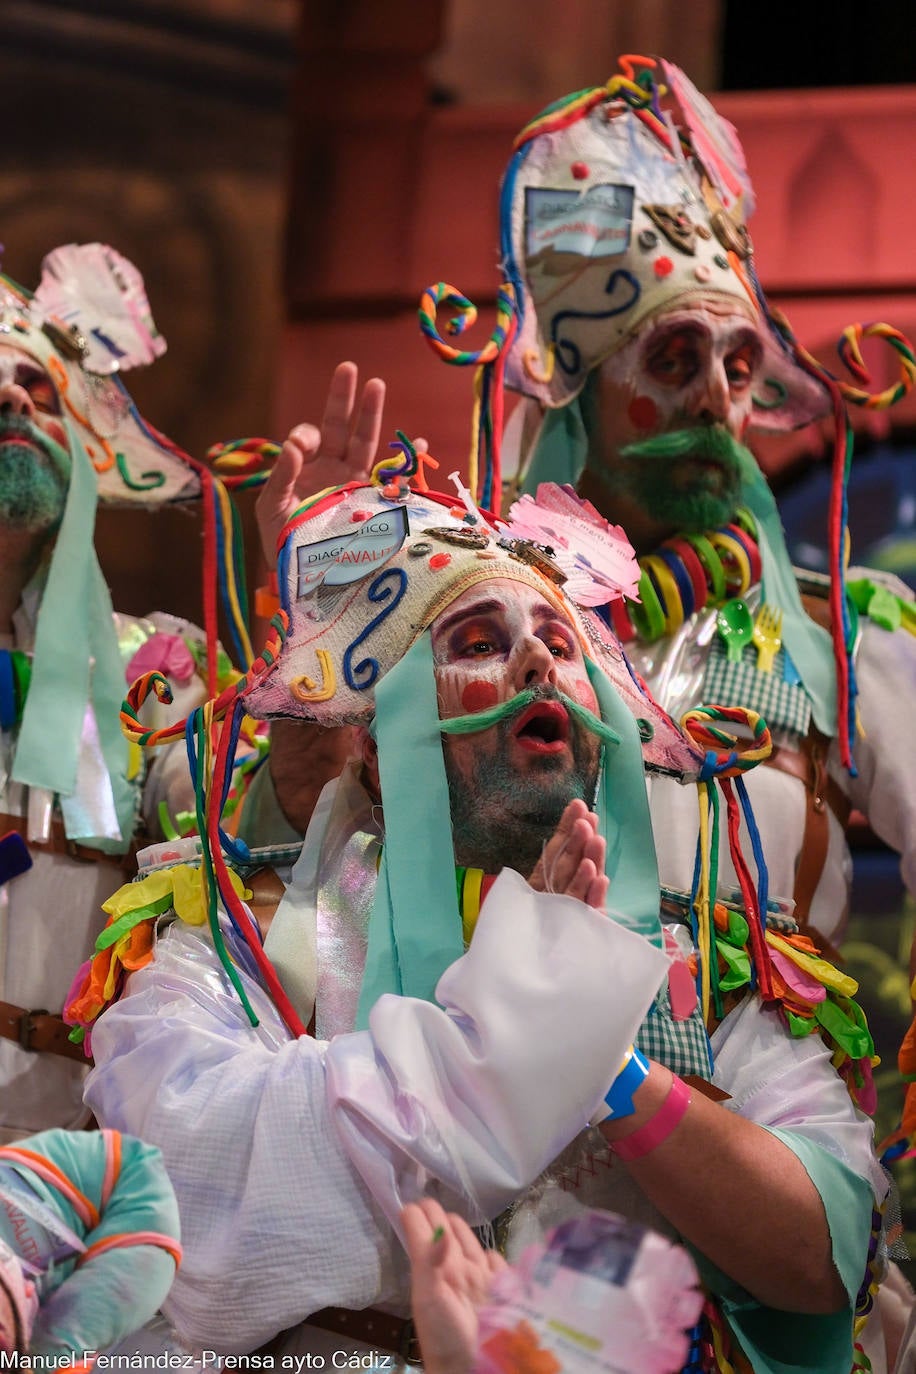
left=511, top=700, right=570, bottom=754
left=0, top=433, right=43, bottom=454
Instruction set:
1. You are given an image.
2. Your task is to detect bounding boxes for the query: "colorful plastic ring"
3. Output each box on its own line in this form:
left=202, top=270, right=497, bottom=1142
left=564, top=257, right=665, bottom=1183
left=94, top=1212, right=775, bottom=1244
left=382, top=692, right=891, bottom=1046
left=609, top=596, right=637, bottom=644
left=0, top=652, right=15, bottom=730
left=663, top=538, right=709, bottom=612
left=657, top=546, right=700, bottom=618
left=709, top=530, right=752, bottom=595
left=684, top=533, right=726, bottom=604
left=10, top=650, right=31, bottom=717
left=629, top=566, right=667, bottom=642
left=722, top=522, right=762, bottom=586
left=643, top=555, right=685, bottom=633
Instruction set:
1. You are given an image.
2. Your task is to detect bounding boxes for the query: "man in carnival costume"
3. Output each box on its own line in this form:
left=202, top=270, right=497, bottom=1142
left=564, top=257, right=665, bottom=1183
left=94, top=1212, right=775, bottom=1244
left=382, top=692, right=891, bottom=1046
left=429, top=53, right=916, bottom=965
left=0, top=242, right=243, bottom=1143
left=78, top=445, right=885, bottom=1373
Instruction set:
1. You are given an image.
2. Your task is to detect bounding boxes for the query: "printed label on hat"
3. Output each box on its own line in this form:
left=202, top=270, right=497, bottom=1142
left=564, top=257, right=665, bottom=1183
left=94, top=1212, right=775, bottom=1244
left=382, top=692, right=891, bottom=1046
left=296, top=505, right=409, bottom=597
left=525, top=184, right=634, bottom=268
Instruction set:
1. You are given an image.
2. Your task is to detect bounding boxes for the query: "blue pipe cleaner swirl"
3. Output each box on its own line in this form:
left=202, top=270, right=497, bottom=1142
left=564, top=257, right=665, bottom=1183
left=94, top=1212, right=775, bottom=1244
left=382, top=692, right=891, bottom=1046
left=551, top=270, right=641, bottom=375
left=343, top=568, right=409, bottom=690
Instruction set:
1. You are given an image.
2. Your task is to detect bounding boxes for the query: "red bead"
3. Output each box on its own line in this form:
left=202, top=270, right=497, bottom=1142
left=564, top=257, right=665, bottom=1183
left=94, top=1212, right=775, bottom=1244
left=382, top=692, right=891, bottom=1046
left=571, top=161, right=589, bottom=180
left=429, top=552, right=451, bottom=570
left=654, top=256, right=674, bottom=278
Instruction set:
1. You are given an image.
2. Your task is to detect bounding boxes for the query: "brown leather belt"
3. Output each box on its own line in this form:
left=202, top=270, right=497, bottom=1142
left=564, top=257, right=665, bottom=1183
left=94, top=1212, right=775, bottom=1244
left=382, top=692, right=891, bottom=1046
left=0, top=1000, right=89, bottom=1064
left=0, top=812, right=137, bottom=869
left=308, top=1307, right=421, bottom=1363
left=763, top=732, right=851, bottom=956
left=764, top=742, right=851, bottom=831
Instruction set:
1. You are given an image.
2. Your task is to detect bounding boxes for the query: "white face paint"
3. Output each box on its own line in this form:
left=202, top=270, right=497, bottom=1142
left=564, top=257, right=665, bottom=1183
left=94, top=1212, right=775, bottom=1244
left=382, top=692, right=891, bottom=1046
left=430, top=578, right=603, bottom=873
left=431, top=578, right=598, bottom=725
left=596, top=297, right=765, bottom=447
left=0, top=343, right=71, bottom=534
left=0, top=344, right=69, bottom=453
left=581, top=297, right=767, bottom=541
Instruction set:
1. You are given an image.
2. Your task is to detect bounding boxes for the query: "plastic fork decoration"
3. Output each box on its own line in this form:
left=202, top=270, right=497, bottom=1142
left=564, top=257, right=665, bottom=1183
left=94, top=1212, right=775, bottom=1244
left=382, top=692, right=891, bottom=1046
left=752, top=604, right=783, bottom=674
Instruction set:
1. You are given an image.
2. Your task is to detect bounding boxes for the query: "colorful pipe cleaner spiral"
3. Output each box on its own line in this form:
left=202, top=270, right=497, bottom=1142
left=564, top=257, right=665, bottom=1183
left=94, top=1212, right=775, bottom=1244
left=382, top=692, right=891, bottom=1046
left=760, top=306, right=916, bottom=774
left=417, top=281, right=518, bottom=507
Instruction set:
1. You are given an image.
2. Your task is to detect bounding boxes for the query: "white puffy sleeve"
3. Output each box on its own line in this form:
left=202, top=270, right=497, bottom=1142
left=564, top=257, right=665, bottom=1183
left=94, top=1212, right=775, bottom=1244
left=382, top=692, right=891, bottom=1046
left=85, top=869, right=668, bottom=1352
left=841, top=616, right=916, bottom=899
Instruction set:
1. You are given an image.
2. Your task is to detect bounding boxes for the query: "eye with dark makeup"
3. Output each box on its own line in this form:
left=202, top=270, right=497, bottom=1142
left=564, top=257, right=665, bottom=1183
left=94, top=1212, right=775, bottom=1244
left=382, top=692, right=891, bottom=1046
left=644, top=327, right=703, bottom=388
left=17, top=364, right=61, bottom=415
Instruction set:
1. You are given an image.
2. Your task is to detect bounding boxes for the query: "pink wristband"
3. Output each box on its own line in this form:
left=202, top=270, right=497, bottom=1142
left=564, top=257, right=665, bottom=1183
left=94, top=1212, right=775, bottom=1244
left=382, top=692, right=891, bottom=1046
left=610, top=1073, right=691, bottom=1161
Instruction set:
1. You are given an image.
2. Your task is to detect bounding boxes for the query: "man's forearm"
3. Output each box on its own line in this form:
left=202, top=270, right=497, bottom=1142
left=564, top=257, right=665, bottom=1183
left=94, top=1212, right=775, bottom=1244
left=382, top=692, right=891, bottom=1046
left=600, top=1063, right=846, bottom=1313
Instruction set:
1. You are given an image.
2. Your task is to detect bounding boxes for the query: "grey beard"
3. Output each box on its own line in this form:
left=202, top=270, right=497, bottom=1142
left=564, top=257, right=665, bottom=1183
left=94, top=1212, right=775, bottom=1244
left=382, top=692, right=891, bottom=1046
left=443, top=710, right=601, bottom=877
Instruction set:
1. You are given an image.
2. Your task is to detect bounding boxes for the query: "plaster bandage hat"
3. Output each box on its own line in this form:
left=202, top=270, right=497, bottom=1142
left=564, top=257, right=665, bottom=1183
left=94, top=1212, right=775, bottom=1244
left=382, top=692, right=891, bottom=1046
left=1, top=243, right=200, bottom=504
left=500, top=57, right=830, bottom=428
left=247, top=478, right=702, bottom=781
left=4, top=244, right=208, bottom=851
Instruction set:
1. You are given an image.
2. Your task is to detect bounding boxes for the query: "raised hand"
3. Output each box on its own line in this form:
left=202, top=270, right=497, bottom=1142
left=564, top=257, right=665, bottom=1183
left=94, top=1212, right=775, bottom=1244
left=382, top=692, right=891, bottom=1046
left=402, top=1198, right=505, bottom=1374
left=528, top=798, right=608, bottom=910
left=255, top=361, right=385, bottom=562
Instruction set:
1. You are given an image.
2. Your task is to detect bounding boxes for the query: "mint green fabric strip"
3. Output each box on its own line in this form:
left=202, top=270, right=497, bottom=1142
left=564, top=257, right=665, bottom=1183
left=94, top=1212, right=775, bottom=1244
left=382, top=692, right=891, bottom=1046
left=689, top=1128, right=873, bottom=1374
left=15, top=427, right=98, bottom=796
left=584, top=657, right=662, bottom=946
left=739, top=464, right=837, bottom=738
left=356, top=634, right=465, bottom=1028
left=85, top=547, right=136, bottom=851
left=13, top=428, right=133, bottom=849
left=519, top=396, right=588, bottom=495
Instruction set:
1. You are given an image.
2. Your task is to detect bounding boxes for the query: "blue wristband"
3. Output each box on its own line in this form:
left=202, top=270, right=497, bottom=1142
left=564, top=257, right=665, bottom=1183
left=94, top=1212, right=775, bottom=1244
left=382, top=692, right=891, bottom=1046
left=603, top=1045, right=650, bottom=1120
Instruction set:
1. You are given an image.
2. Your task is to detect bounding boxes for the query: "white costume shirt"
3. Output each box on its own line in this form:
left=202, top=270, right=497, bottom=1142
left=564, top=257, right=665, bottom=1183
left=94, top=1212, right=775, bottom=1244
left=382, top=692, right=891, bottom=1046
left=84, top=776, right=882, bottom=1363
left=0, top=589, right=201, bottom=1143
left=629, top=599, right=916, bottom=947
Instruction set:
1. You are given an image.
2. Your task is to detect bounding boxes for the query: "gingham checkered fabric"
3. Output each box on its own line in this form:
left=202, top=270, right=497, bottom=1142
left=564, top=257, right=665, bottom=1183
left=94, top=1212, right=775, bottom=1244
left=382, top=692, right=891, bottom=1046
left=636, top=985, right=712, bottom=1080
left=702, top=634, right=812, bottom=738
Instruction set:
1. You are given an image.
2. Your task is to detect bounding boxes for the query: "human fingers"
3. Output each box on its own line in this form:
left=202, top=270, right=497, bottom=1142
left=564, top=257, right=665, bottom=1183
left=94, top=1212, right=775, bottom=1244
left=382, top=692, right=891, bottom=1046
left=319, top=361, right=359, bottom=460
left=444, top=1212, right=486, bottom=1268
left=346, top=376, right=386, bottom=479
left=528, top=800, right=589, bottom=891
left=402, top=1199, right=448, bottom=1267
left=585, top=871, right=609, bottom=910
left=255, top=426, right=319, bottom=562
left=545, top=816, right=595, bottom=894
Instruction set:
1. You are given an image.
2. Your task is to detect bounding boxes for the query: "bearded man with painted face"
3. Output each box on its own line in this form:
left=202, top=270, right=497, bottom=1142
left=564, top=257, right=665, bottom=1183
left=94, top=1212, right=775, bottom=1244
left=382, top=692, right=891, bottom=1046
left=487, top=56, right=916, bottom=964
left=0, top=244, right=223, bottom=1143
left=81, top=461, right=884, bottom=1374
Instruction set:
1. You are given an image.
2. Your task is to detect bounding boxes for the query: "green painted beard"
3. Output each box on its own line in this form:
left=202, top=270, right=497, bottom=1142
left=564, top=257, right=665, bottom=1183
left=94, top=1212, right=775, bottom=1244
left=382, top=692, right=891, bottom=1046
left=594, top=424, right=758, bottom=534
left=439, top=685, right=608, bottom=874
left=0, top=417, right=70, bottom=533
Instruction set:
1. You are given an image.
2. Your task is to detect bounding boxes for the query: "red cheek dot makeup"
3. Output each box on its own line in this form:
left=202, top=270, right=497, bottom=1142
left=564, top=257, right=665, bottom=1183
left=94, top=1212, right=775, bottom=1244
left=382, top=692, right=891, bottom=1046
left=627, top=395, right=658, bottom=431
left=573, top=679, right=593, bottom=705
left=462, top=680, right=499, bottom=713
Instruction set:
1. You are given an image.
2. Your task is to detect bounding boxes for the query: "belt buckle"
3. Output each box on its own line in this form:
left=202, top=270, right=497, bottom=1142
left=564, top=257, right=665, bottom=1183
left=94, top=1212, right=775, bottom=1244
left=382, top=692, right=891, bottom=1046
left=398, top=1318, right=422, bottom=1366
left=18, top=1008, right=48, bottom=1052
